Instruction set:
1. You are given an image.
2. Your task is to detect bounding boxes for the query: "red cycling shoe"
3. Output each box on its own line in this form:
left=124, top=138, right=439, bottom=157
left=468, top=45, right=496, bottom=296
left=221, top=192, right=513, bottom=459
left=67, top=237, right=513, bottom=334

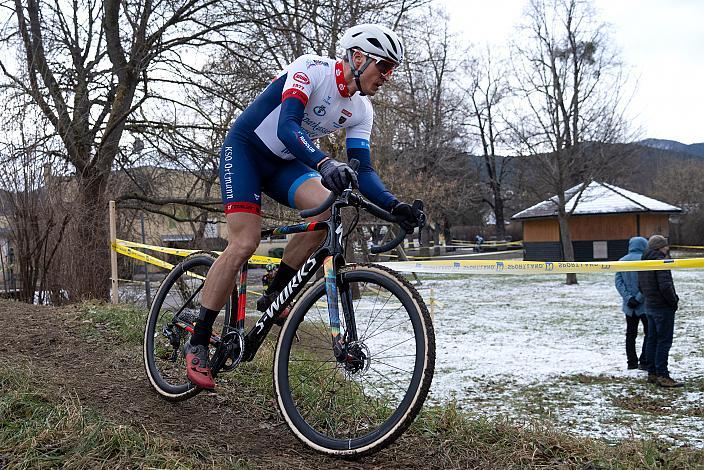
left=185, top=342, right=215, bottom=390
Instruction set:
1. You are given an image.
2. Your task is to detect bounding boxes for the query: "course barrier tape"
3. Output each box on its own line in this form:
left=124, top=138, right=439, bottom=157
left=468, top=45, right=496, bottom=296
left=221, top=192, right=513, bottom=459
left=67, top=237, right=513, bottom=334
left=672, top=245, right=704, bottom=250
left=114, top=242, right=176, bottom=271
left=375, top=249, right=520, bottom=261
left=116, top=239, right=282, bottom=265
left=114, top=239, right=704, bottom=277
left=112, top=242, right=268, bottom=294
left=377, top=257, right=704, bottom=275
left=448, top=240, right=523, bottom=247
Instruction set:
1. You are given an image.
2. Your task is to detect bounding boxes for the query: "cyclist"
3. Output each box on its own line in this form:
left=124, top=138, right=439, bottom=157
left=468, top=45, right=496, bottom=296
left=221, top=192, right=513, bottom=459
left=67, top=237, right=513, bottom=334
left=186, top=24, right=426, bottom=389
left=261, top=263, right=277, bottom=288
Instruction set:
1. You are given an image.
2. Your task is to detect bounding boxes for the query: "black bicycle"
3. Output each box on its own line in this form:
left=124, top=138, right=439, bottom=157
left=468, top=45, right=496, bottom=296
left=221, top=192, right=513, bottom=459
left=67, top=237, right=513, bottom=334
left=143, top=189, right=435, bottom=457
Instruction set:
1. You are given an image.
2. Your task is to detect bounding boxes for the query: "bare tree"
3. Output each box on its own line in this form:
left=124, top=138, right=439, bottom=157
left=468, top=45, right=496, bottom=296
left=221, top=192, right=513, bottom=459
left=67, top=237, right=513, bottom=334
left=651, top=161, right=704, bottom=246
left=0, top=121, right=70, bottom=304
left=0, top=0, right=252, bottom=299
left=115, top=0, right=430, bottom=232
left=464, top=47, right=514, bottom=240
left=372, top=8, right=482, bottom=238
left=508, top=0, right=632, bottom=283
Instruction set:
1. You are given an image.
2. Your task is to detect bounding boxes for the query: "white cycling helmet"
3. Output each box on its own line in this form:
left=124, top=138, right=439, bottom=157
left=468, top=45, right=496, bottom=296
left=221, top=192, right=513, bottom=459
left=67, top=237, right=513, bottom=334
left=340, top=24, right=404, bottom=96
left=340, top=23, right=404, bottom=65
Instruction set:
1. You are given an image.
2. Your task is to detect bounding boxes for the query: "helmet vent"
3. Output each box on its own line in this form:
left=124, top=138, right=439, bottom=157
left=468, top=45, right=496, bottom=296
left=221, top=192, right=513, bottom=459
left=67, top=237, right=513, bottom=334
left=384, top=33, right=398, bottom=53
left=366, top=38, right=382, bottom=49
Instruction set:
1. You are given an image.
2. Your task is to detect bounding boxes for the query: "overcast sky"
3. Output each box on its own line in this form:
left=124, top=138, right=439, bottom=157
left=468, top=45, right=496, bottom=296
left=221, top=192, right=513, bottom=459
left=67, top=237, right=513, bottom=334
left=441, top=0, right=703, bottom=144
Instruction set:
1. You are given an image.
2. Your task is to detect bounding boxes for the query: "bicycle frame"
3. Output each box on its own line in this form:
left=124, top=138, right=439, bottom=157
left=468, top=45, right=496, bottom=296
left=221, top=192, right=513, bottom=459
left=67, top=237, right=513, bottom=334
left=227, top=199, right=352, bottom=363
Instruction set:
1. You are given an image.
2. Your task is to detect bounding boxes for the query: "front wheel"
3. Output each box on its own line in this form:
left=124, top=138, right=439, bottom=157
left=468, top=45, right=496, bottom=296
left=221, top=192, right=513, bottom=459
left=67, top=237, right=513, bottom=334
left=273, top=263, right=435, bottom=457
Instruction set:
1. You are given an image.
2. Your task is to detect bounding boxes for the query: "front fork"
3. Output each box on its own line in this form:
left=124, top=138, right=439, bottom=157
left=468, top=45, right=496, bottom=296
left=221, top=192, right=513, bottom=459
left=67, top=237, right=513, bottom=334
left=325, top=256, right=359, bottom=362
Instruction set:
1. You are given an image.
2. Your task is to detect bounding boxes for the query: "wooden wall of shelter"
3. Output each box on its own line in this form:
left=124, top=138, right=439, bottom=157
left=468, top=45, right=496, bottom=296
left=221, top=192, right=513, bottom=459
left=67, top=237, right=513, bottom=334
left=522, top=213, right=671, bottom=262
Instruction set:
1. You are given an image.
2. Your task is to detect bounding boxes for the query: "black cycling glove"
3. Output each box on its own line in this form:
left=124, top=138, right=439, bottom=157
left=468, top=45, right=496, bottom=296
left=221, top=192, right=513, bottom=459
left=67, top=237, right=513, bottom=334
left=318, top=158, right=358, bottom=194
left=392, top=200, right=426, bottom=233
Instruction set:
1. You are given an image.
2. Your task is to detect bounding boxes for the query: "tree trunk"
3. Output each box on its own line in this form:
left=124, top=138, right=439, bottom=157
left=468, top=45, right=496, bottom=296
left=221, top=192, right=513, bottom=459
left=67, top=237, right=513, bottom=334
left=493, top=185, right=506, bottom=241
left=556, top=209, right=577, bottom=285
left=71, top=170, right=111, bottom=300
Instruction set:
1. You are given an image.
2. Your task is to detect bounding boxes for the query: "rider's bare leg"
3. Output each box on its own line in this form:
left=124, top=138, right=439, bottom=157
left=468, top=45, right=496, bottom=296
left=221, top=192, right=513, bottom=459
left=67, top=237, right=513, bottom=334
left=186, top=212, right=261, bottom=387
left=201, top=212, right=262, bottom=310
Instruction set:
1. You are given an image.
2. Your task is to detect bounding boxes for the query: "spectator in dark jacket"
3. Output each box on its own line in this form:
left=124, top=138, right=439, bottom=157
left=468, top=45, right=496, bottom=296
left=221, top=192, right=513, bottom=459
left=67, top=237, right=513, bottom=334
left=637, top=235, right=682, bottom=388
left=615, top=236, right=649, bottom=370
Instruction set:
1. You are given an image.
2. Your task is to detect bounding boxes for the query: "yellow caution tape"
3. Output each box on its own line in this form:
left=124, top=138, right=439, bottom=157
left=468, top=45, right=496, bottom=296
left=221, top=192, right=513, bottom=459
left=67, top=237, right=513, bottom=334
left=378, top=257, right=704, bottom=275
left=672, top=245, right=704, bottom=250
left=447, top=240, right=523, bottom=247
left=114, top=240, right=704, bottom=277
left=115, top=239, right=282, bottom=265
left=113, top=243, right=208, bottom=280
left=114, top=242, right=176, bottom=271
left=118, top=239, right=195, bottom=257
left=373, top=249, right=521, bottom=261
left=112, top=242, right=269, bottom=291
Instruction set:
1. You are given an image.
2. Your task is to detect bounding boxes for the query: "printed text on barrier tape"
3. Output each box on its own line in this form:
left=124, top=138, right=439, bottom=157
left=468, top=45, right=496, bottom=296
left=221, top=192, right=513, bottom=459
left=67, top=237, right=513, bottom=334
left=377, top=257, right=704, bottom=275
left=375, top=250, right=520, bottom=260
left=116, top=239, right=282, bottom=265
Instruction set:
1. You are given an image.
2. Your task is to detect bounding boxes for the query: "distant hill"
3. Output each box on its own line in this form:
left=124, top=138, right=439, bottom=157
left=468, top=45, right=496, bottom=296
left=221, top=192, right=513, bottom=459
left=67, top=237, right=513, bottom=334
left=638, top=138, right=704, bottom=158
left=489, top=141, right=704, bottom=213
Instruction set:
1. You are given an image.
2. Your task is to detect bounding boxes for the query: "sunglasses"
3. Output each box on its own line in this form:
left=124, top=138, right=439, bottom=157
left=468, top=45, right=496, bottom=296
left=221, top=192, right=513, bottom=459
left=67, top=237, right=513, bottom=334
left=361, top=51, right=398, bottom=76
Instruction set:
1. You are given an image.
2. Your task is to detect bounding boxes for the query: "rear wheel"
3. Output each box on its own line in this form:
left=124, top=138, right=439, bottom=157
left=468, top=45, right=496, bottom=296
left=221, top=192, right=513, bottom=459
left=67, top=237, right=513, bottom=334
left=273, top=263, right=435, bottom=457
left=143, top=252, right=229, bottom=401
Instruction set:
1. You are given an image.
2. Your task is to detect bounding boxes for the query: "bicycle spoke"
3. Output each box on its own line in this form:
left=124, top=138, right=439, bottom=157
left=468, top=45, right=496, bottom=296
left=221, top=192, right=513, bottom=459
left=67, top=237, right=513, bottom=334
left=368, top=366, right=409, bottom=394
left=361, top=318, right=413, bottom=342
left=360, top=282, right=383, bottom=339
left=372, top=359, right=415, bottom=375
left=278, top=266, right=434, bottom=453
left=374, top=353, right=417, bottom=360
left=371, top=336, right=416, bottom=357
left=362, top=301, right=405, bottom=342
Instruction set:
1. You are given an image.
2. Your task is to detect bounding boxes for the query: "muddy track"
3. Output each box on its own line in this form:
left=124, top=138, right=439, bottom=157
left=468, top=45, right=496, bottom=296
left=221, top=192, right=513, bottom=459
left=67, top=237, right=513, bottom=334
left=2, top=300, right=435, bottom=469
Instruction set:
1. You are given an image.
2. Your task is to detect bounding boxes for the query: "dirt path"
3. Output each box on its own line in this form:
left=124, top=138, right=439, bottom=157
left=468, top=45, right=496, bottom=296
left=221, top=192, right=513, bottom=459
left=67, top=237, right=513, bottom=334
left=2, top=300, right=434, bottom=469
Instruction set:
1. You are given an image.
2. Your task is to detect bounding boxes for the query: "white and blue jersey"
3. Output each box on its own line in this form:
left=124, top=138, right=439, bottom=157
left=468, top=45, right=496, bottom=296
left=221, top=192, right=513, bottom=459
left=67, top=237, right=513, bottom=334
left=219, top=54, right=397, bottom=215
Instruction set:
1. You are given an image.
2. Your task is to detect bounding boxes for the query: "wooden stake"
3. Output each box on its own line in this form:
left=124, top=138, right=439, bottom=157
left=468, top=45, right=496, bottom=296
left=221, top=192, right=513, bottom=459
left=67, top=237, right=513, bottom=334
left=430, top=287, right=435, bottom=323
left=109, top=200, right=118, bottom=304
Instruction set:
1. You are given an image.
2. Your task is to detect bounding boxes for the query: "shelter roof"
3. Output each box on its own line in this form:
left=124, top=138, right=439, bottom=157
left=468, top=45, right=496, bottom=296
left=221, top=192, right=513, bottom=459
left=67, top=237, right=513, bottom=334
left=512, top=181, right=681, bottom=220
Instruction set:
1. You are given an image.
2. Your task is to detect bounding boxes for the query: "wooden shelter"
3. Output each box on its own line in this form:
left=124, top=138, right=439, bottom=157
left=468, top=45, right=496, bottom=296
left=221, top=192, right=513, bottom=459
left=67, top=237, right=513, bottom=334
left=512, top=182, right=682, bottom=261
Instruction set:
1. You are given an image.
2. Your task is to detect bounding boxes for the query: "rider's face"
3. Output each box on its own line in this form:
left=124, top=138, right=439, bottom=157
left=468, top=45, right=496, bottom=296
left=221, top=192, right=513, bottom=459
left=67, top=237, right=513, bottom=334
left=353, top=51, right=396, bottom=96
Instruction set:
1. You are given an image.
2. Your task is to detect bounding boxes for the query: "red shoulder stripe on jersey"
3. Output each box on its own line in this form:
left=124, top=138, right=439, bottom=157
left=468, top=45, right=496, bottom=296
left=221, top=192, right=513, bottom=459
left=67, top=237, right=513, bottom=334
left=282, top=88, right=309, bottom=106
left=224, top=202, right=261, bottom=215
left=335, top=60, right=350, bottom=98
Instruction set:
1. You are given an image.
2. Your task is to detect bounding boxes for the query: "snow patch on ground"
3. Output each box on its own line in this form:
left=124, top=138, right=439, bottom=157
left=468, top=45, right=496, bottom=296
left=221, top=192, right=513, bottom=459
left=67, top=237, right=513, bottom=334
left=414, top=269, right=704, bottom=447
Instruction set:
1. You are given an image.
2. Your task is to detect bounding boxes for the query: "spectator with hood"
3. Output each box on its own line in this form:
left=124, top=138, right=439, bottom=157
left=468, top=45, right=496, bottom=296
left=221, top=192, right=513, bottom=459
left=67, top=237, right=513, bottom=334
left=615, top=236, right=649, bottom=370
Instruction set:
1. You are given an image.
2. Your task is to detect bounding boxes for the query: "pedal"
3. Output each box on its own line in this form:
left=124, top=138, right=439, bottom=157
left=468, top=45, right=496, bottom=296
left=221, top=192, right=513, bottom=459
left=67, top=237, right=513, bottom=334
left=210, top=330, right=245, bottom=375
